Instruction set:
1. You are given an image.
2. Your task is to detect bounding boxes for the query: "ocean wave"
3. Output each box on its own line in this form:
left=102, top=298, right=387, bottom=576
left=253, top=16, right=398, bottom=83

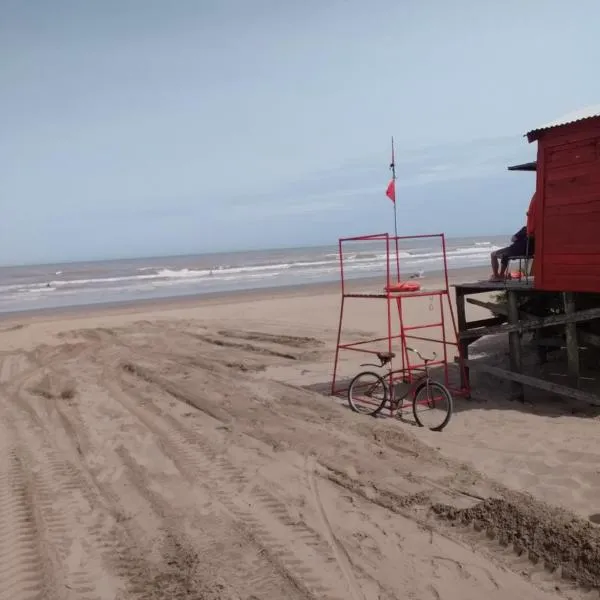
left=0, top=241, right=499, bottom=303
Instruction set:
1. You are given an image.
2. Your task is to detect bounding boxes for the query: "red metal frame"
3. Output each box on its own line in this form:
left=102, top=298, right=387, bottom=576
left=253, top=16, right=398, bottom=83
left=331, top=232, right=470, bottom=399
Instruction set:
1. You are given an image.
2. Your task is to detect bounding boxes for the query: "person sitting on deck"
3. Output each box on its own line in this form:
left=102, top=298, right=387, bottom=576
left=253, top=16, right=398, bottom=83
left=489, top=193, right=536, bottom=281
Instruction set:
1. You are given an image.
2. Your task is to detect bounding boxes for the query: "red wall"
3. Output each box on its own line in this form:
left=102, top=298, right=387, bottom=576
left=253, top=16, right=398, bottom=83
left=533, top=118, right=600, bottom=292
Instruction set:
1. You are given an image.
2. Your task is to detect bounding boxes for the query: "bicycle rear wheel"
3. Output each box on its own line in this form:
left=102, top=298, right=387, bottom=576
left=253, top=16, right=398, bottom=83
left=412, top=380, right=453, bottom=431
left=348, top=371, right=388, bottom=416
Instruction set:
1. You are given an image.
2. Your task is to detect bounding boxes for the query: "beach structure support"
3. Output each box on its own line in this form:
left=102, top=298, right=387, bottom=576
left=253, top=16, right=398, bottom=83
left=453, top=107, right=600, bottom=406
left=331, top=232, right=469, bottom=397
left=454, top=280, right=600, bottom=405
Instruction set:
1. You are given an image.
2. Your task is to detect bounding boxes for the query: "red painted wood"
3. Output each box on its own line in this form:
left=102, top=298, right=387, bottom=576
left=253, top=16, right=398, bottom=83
left=533, top=119, right=600, bottom=293
left=541, top=255, right=600, bottom=266
left=533, top=144, right=546, bottom=284
left=545, top=142, right=599, bottom=169
left=529, top=117, right=600, bottom=144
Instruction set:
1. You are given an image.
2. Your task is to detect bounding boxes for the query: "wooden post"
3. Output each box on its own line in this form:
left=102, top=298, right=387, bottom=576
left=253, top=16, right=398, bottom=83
left=455, top=287, right=470, bottom=394
left=534, top=329, right=549, bottom=365
left=563, top=292, right=580, bottom=388
left=507, top=290, right=524, bottom=401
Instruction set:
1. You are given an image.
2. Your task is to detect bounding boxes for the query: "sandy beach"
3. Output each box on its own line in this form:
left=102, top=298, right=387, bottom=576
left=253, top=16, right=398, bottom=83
left=2, top=269, right=600, bottom=600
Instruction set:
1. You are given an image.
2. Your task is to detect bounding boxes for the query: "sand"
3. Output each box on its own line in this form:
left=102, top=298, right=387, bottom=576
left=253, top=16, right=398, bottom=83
left=1, top=271, right=600, bottom=599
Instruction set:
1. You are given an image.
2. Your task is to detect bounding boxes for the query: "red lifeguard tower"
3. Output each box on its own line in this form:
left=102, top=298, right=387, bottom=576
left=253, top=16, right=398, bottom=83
left=330, top=231, right=469, bottom=397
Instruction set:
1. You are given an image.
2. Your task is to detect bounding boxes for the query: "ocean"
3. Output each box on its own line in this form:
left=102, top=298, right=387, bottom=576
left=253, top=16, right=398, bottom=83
left=0, top=235, right=504, bottom=314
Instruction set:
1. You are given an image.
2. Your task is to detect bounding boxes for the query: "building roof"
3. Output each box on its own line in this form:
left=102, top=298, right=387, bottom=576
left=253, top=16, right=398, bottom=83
left=507, top=161, right=537, bottom=172
left=526, top=105, right=600, bottom=141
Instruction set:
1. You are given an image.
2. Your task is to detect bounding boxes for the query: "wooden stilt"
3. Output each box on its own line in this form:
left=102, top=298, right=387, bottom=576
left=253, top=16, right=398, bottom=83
left=563, top=292, right=580, bottom=388
left=453, top=280, right=600, bottom=405
left=455, top=287, right=470, bottom=393
left=507, top=290, right=524, bottom=401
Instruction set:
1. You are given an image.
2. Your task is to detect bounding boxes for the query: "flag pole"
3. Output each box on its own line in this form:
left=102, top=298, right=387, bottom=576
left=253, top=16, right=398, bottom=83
left=390, top=135, right=398, bottom=240
left=390, top=136, right=400, bottom=281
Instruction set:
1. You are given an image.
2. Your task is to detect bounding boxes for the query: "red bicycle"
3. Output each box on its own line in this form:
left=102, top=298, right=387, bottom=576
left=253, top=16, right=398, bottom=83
left=347, top=347, right=453, bottom=431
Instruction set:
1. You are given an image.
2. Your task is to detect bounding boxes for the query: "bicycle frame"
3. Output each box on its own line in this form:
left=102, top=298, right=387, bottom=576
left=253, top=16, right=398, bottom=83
left=349, top=347, right=453, bottom=429
left=358, top=361, right=430, bottom=415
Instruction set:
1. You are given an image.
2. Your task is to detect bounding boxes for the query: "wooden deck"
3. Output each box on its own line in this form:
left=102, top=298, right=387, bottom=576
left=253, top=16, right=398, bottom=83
left=453, top=281, right=600, bottom=406
left=344, top=288, right=448, bottom=299
left=452, top=279, right=534, bottom=294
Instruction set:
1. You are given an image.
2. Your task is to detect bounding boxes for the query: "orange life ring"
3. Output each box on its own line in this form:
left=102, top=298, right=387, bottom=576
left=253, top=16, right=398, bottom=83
left=385, top=281, right=421, bottom=293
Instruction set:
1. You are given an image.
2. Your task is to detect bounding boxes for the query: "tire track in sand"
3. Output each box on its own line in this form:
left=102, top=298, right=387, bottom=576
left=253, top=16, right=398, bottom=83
left=10, top=369, right=126, bottom=598
left=1, top=341, right=232, bottom=599
left=105, top=360, right=360, bottom=600
left=0, top=349, right=93, bottom=600
left=0, top=352, right=36, bottom=386
left=0, top=444, right=51, bottom=600
left=114, top=443, right=307, bottom=600
left=7, top=359, right=165, bottom=599
left=305, top=456, right=366, bottom=600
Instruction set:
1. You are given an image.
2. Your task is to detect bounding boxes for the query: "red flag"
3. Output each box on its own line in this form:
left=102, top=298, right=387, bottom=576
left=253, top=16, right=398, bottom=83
left=386, top=179, right=396, bottom=203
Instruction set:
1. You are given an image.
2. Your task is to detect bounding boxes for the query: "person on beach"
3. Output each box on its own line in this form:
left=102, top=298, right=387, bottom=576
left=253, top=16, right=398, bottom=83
left=489, top=193, right=536, bottom=281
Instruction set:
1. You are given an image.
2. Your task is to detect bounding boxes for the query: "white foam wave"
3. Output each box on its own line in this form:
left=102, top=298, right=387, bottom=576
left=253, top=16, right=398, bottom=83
left=0, top=241, right=500, bottom=301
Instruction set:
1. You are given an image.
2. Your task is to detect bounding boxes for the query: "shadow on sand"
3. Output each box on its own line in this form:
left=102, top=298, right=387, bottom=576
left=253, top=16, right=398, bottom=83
left=303, top=339, right=600, bottom=422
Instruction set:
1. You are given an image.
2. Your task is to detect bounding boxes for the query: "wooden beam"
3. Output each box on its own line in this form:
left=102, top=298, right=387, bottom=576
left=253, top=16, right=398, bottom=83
left=579, top=330, right=600, bottom=348
left=455, top=287, right=470, bottom=392
left=466, top=297, right=508, bottom=315
left=507, top=290, right=524, bottom=401
left=454, top=281, right=534, bottom=293
left=463, top=360, right=600, bottom=406
left=466, top=297, right=536, bottom=320
left=563, top=292, right=580, bottom=387
left=533, top=336, right=563, bottom=347
left=468, top=316, right=506, bottom=329
left=459, top=306, right=600, bottom=340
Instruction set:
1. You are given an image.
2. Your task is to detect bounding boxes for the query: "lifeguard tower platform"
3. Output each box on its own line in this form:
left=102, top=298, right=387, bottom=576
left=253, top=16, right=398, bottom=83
left=330, top=232, right=469, bottom=397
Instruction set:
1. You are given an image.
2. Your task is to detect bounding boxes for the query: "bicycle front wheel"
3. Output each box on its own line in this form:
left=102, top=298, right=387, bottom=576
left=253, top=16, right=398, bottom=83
left=348, top=371, right=388, bottom=416
left=412, top=380, right=453, bottom=431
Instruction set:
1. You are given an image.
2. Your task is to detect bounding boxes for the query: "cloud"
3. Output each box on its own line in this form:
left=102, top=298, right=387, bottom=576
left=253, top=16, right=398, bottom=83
left=223, top=134, right=534, bottom=218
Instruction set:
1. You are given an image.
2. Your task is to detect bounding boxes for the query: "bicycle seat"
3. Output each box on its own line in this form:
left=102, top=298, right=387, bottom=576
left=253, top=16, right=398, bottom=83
left=376, top=351, right=395, bottom=361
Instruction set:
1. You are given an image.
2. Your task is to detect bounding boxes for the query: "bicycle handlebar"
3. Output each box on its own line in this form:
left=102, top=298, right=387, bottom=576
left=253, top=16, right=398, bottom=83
left=361, top=347, right=437, bottom=369
left=406, top=347, right=437, bottom=362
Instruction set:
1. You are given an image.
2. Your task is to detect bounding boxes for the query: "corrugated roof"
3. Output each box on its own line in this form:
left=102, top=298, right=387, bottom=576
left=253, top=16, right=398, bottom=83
left=527, top=105, right=600, bottom=141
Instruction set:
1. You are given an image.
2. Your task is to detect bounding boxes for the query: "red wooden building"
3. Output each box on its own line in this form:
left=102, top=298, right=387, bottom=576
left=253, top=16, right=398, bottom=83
left=525, top=107, right=600, bottom=293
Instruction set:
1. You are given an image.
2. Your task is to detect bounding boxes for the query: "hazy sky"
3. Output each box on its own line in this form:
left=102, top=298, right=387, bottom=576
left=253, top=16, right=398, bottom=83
left=1, top=0, right=599, bottom=265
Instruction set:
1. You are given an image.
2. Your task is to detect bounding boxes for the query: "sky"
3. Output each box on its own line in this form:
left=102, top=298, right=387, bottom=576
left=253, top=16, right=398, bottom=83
left=1, top=0, right=600, bottom=265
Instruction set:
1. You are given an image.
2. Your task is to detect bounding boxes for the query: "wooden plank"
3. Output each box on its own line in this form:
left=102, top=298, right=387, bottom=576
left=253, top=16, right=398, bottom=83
left=466, top=297, right=508, bottom=316
left=535, top=142, right=546, bottom=285
left=454, top=280, right=534, bottom=292
left=546, top=140, right=599, bottom=168
left=466, top=297, right=536, bottom=320
left=545, top=179, right=600, bottom=204
left=468, top=316, right=506, bottom=329
left=459, top=306, right=600, bottom=340
left=463, top=360, right=600, bottom=406
left=507, top=291, right=524, bottom=401
left=543, top=215, right=600, bottom=252
left=455, top=287, right=470, bottom=391
left=541, top=253, right=600, bottom=267
left=537, top=272, right=600, bottom=294
left=546, top=160, right=595, bottom=182
left=534, top=336, right=564, bottom=347
left=580, top=330, right=600, bottom=348
left=539, top=125, right=600, bottom=147
left=563, top=292, right=580, bottom=387
left=545, top=195, right=600, bottom=211
left=533, top=330, right=552, bottom=364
